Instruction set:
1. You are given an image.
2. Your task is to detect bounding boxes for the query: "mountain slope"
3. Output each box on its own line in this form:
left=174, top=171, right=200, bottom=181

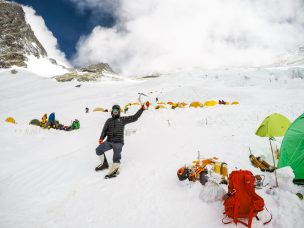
left=0, top=68, right=303, bottom=228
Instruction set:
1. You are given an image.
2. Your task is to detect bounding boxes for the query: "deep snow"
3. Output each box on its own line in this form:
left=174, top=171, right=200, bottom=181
left=0, top=67, right=304, bottom=228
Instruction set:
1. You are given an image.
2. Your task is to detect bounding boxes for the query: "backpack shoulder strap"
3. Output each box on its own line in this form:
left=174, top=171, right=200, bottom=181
left=243, top=171, right=255, bottom=228
left=263, top=205, right=272, bottom=225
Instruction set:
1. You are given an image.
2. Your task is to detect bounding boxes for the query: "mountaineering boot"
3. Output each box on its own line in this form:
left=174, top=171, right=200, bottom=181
left=95, top=155, right=109, bottom=171
left=105, top=163, right=120, bottom=179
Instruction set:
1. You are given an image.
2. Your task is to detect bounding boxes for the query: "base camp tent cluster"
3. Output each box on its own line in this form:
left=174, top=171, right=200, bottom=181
left=4, top=114, right=80, bottom=131
left=92, top=99, right=240, bottom=112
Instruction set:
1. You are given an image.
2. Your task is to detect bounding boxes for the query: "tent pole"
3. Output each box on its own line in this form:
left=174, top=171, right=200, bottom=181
left=269, top=138, right=279, bottom=187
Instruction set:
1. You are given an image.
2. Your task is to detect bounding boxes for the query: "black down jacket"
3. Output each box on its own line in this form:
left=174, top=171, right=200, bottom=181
left=100, top=108, right=144, bottom=144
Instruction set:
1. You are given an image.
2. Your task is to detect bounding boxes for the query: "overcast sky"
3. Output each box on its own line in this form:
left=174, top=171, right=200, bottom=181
left=13, top=0, right=304, bottom=75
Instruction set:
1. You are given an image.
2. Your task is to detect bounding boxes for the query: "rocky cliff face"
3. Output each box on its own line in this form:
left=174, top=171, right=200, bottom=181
left=0, top=0, right=47, bottom=68
left=0, top=0, right=115, bottom=81
left=54, top=63, right=115, bottom=82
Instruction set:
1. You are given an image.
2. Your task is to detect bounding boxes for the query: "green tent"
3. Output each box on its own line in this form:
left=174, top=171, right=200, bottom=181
left=278, top=113, right=304, bottom=180
left=256, top=113, right=291, bottom=137
left=71, top=119, right=80, bottom=130
left=256, top=113, right=291, bottom=187
left=29, top=119, right=41, bottom=126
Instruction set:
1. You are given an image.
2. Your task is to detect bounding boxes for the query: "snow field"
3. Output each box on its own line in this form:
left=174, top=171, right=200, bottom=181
left=0, top=68, right=304, bottom=228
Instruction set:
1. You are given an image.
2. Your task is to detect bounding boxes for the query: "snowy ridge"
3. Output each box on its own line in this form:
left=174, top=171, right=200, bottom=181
left=269, top=47, right=304, bottom=68
left=0, top=68, right=304, bottom=228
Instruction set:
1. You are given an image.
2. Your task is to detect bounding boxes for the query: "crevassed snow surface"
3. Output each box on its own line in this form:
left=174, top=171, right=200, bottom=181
left=0, top=68, right=304, bottom=228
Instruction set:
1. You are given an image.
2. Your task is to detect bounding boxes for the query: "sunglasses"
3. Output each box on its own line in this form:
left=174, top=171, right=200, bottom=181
left=112, top=109, right=120, bottom=114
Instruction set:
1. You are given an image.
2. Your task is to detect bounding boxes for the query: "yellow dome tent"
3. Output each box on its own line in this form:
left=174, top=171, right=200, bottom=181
left=171, top=103, right=178, bottom=109
left=155, top=105, right=166, bottom=109
left=93, top=107, right=106, bottom=112
left=5, top=117, right=16, bottom=124
left=204, top=100, right=218, bottom=107
left=177, top=102, right=186, bottom=108
left=189, top=101, right=203, bottom=108
left=231, top=101, right=239, bottom=105
left=167, top=101, right=174, bottom=105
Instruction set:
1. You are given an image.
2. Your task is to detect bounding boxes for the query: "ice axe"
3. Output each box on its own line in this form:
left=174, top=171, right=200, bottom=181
left=138, top=92, right=147, bottom=105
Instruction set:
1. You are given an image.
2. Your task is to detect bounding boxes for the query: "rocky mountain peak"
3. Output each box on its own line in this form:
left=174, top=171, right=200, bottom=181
left=80, top=63, right=114, bottom=74
left=53, top=63, right=115, bottom=82
left=0, top=0, right=47, bottom=68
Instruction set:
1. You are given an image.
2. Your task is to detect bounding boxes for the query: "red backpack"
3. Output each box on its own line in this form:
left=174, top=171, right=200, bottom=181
left=223, top=170, right=271, bottom=228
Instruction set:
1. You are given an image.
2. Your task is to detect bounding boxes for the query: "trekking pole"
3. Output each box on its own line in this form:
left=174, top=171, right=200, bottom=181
left=198, top=150, right=200, bottom=163
left=269, top=138, right=279, bottom=187
left=249, top=147, right=253, bottom=155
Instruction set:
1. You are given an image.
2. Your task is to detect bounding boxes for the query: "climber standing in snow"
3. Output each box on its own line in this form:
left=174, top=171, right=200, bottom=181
left=95, top=104, right=145, bottom=178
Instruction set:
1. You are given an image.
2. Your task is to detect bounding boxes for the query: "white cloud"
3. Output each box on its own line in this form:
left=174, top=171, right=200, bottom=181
left=72, top=0, right=304, bottom=76
left=23, top=6, right=70, bottom=67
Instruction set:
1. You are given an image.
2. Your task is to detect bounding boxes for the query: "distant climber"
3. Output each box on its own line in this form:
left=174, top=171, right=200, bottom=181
left=219, top=100, right=226, bottom=105
left=40, top=113, right=47, bottom=127
left=95, top=104, right=145, bottom=178
left=46, top=112, right=58, bottom=129
left=85, top=107, right=89, bottom=113
left=69, top=119, right=80, bottom=130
